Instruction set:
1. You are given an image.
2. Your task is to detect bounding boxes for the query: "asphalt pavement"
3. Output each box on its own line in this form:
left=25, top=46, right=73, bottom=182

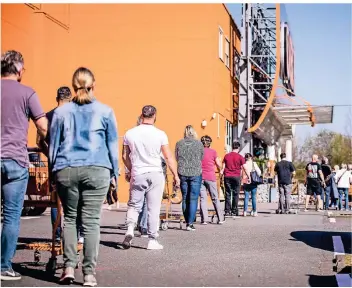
left=2, top=203, right=351, bottom=287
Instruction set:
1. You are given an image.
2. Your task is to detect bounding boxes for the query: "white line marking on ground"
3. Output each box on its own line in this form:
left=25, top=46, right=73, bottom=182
left=335, top=274, right=352, bottom=287
left=21, top=216, right=40, bottom=220
left=332, top=236, right=345, bottom=258
left=329, top=218, right=336, bottom=223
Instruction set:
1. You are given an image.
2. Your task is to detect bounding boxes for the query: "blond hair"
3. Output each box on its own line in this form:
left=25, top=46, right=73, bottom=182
left=72, top=67, right=95, bottom=105
left=184, top=125, right=198, bottom=139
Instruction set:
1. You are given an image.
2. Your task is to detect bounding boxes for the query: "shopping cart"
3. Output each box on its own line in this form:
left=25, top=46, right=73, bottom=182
left=22, top=147, right=82, bottom=274
left=159, top=174, right=184, bottom=231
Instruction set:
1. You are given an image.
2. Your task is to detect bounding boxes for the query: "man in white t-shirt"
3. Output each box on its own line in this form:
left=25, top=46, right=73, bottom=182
left=122, top=105, right=180, bottom=250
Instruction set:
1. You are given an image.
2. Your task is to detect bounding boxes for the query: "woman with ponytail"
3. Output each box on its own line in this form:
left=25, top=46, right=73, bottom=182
left=49, top=67, right=118, bottom=286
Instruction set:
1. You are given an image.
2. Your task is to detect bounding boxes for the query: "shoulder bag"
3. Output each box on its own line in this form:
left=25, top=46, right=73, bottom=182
left=250, top=162, right=263, bottom=185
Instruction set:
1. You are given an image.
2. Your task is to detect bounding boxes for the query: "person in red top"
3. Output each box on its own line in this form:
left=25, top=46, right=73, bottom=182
left=221, top=141, right=245, bottom=217
left=199, top=135, right=223, bottom=225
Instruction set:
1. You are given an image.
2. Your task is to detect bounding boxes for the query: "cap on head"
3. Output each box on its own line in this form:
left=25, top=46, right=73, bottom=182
left=57, top=86, right=72, bottom=101
left=142, top=105, right=157, bottom=119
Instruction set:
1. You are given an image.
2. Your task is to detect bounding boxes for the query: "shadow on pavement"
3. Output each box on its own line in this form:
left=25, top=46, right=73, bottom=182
left=100, top=240, right=146, bottom=250
left=290, top=231, right=352, bottom=253
left=307, top=274, right=337, bottom=287
left=12, top=263, right=60, bottom=285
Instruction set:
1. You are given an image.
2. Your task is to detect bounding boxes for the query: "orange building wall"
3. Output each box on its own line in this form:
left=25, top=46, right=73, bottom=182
left=1, top=4, right=240, bottom=202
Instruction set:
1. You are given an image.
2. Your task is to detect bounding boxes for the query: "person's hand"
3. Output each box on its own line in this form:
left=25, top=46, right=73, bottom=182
left=110, top=177, right=117, bottom=190
left=174, top=176, right=180, bottom=189
left=125, top=173, right=131, bottom=183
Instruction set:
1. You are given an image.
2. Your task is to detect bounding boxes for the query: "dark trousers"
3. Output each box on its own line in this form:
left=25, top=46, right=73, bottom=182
left=224, top=176, right=241, bottom=215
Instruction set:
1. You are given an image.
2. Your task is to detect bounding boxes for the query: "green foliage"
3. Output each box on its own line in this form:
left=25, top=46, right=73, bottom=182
left=296, top=129, right=352, bottom=166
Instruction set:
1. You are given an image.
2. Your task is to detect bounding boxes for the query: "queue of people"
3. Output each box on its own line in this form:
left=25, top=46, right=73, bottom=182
left=2, top=49, right=351, bottom=285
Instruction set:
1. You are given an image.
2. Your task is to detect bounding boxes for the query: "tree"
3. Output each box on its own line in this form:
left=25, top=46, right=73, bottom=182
left=296, top=129, right=352, bottom=166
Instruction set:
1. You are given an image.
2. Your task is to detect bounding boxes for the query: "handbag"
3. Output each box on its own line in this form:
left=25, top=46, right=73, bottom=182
left=105, top=184, right=118, bottom=205
left=218, top=175, right=225, bottom=202
left=250, top=162, right=263, bottom=185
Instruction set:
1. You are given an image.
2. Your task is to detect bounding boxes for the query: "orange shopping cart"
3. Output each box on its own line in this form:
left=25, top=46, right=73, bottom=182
left=22, top=147, right=82, bottom=274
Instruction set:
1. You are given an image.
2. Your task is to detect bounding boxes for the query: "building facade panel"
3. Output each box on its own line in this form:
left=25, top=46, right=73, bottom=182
left=1, top=4, right=240, bottom=201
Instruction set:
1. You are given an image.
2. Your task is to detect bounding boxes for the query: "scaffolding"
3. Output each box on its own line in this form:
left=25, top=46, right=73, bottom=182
left=236, top=3, right=279, bottom=154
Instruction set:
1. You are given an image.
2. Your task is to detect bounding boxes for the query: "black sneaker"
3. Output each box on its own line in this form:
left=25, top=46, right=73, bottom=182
left=1, top=269, right=21, bottom=281
left=122, top=234, right=133, bottom=249
left=186, top=224, right=196, bottom=231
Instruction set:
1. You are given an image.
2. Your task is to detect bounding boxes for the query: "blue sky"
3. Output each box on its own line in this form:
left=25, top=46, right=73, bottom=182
left=227, top=4, right=352, bottom=141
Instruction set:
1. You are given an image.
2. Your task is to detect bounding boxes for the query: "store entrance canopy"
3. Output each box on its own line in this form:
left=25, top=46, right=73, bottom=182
left=252, top=105, right=334, bottom=145
left=273, top=105, right=334, bottom=126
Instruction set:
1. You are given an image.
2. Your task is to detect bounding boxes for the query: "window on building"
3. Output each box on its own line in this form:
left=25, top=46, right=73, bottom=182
left=225, top=120, right=233, bottom=153
left=233, top=50, right=240, bottom=80
left=225, top=38, right=230, bottom=68
left=219, top=27, right=224, bottom=61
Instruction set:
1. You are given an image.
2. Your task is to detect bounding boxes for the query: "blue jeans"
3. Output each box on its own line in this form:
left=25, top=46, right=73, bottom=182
left=243, top=184, right=257, bottom=212
left=1, top=159, right=29, bottom=271
left=338, top=188, right=349, bottom=210
left=179, top=175, right=202, bottom=225
left=51, top=208, right=62, bottom=240
left=137, top=197, right=148, bottom=230
left=324, top=185, right=331, bottom=210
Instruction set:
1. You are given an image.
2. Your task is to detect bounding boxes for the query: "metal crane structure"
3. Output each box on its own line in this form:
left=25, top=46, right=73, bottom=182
left=236, top=3, right=333, bottom=163
left=237, top=3, right=280, bottom=156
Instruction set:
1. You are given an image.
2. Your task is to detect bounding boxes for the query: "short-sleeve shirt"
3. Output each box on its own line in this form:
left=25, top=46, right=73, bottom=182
left=202, top=147, right=217, bottom=181
left=1, top=79, right=45, bottom=167
left=223, top=152, right=245, bottom=177
left=123, top=124, right=168, bottom=177
left=274, top=160, right=295, bottom=185
left=306, top=162, right=322, bottom=188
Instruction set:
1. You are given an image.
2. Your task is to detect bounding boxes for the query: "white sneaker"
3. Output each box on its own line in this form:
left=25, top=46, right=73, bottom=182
left=243, top=212, right=247, bottom=217
left=253, top=211, right=258, bottom=217
left=304, top=209, right=308, bottom=212
left=201, top=222, right=208, bottom=225
left=217, top=221, right=224, bottom=225
left=147, top=239, right=163, bottom=250
left=60, top=267, right=75, bottom=283
left=83, top=274, right=97, bottom=287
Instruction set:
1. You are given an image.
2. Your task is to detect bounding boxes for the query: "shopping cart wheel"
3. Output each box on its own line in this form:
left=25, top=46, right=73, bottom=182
left=45, top=257, right=57, bottom=275
left=161, top=222, right=168, bottom=231
left=34, top=250, right=41, bottom=265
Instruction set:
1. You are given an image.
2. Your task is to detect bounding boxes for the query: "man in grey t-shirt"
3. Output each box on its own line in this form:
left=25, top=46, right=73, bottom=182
left=1, top=50, right=47, bottom=281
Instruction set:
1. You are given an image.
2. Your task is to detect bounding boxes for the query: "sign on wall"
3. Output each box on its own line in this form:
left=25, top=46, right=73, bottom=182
left=280, top=22, right=295, bottom=95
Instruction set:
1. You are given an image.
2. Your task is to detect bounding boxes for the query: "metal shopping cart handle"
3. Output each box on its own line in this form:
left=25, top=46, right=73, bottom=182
left=28, top=147, right=42, bottom=153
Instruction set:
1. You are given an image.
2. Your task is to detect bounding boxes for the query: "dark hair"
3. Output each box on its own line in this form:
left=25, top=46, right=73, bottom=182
left=142, top=105, right=157, bottom=118
left=280, top=153, right=286, bottom=160
left=321, top=156, right=328, bottom=165
left=57, top=86, right=72, bottom=101
left=245, top=153, right=253, bottom=161
left=232, top=141, right=241, bottom=150
left=201, top=135, right=212, bottom=147
left=1, top=50, right=24, bottom=77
